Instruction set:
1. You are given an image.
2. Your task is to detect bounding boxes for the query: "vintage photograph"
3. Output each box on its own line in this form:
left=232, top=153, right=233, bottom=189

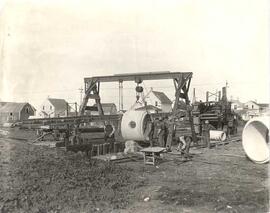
left=0, top=0, right=269, bottom=212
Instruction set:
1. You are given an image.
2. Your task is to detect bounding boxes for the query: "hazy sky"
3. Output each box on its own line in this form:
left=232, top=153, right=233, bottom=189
left=0, top=0, right=269, bottom=109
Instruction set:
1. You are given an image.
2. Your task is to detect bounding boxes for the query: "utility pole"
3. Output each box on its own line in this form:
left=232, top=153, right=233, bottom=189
left=118, top=81, right=123, bottom=111
left=192, top=88, right=196, bottom=104
left=78, top=87, right=83, bottom=107
left=75, top=102, right=78, bottom=116
left=225, top=80, right=229, bottom=102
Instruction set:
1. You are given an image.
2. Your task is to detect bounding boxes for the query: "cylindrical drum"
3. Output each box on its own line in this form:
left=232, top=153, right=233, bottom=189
left=121, top=110, right=151, bottom=141
left=242, top=116, right=270, bottom=164
left=210, top=130, right=226, bottom=141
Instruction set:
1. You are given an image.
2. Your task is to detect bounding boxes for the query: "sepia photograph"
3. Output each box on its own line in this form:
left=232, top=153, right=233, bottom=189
left=0, top=0, right=269, bottom=212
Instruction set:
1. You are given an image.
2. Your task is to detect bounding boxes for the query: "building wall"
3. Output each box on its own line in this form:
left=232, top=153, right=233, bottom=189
left=244, top=101, right=260, bottom=111
left=20, top=104, right=35, bottom=120
left=40, top=99, right=56, bottom=117
left=241, top=111, right=259, bottom=121
left=161, top=104, right=172, bottom=113
left=231, top=102, right=243, bottom=111
left=146, top=93, right=161, bottom=108
left=0, top=112, right=20, bottom=123
left=54, top=108, right=67, bottom=117
left=240, top=101, right=269, bottom=121
left=259, top=106, right=269, bottom=114
left=146, top=93, right=172, bottom=112
left=0, top=103, right=35, bottom=123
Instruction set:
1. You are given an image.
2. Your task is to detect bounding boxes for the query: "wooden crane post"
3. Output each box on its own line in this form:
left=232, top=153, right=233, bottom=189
left=165, top=73, right=197, bottom=150
left=79, top=79, right=104, bottom=116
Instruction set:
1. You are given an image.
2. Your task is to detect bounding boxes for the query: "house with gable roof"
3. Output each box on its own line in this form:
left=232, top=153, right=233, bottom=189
left=0, top=102, right=35, bottom=123
left=143, top=90, right=172, bottom=112
left=40, top=98, right=70, bottom=118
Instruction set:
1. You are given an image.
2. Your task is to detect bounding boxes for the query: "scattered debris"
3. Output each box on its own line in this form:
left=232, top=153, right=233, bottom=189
left=0, top=129, right=9, bottom=136
left=144, top=197, right=150, bottom=202
left=124, top=140, right=143, bottom=154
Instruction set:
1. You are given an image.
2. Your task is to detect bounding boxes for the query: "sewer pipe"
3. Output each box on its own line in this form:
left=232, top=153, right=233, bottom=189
left=210, top=130, right=227, bottom=141
left=121, top=110, right=151, bottom=141
left=242, top=116, right=270, bottom=164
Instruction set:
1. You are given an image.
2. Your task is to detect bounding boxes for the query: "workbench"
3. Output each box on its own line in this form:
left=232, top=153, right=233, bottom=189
left=141, top=147, right=166, bottom=165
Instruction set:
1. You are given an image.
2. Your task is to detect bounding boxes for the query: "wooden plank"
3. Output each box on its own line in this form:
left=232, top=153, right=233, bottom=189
left=141, top=147, right=166, bottom=153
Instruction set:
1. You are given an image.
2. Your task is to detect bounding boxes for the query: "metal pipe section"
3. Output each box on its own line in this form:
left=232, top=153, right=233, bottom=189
left=121, top=110, right=151, bottom=141
left=210, top=130, right=226, bottom=141
left=242, top=116, right=270, bottom=164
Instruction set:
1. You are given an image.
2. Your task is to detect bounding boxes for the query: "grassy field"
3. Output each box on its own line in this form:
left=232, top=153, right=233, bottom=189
left=0, top=128, right=268, bottom=213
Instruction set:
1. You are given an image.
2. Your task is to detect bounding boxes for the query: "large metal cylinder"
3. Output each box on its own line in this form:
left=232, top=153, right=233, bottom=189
left=210, top=130, right=226, bottom=141
left=242, top=116, right=270, bottom=164
left=121, top=110, right=151, bottom=141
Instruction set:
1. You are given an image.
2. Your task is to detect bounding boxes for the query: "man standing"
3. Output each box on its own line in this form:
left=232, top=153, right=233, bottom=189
left=157, top=117, right=169, bottom=147
left=104, top=121, right=115, bottom=152
left=104, top=121, right=115, bottom=141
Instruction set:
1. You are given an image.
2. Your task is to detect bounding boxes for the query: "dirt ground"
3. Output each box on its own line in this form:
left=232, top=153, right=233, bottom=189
left=0, top=128, right=269, bottom=213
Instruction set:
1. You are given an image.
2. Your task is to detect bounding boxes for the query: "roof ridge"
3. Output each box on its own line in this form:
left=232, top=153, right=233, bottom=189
left=151, top=91, right=172, bottom=104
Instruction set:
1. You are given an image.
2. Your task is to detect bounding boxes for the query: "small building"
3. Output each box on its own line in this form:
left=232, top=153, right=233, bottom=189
left=86, top=103, right=117, bottom=115
left=231, top=99, right=244, bottom=111
left=0, top=102, right=35, bottom=123
left=244, top=101, right=260, bottom=111
left=40, top=98, right=70, bottom=118
left=258, top=103, right=269, bottom=114
left=240, top=101, right=269, bottom=121
left=145, top=91, right=172, bottom=112
left=99, top=103, right=117, bottom=115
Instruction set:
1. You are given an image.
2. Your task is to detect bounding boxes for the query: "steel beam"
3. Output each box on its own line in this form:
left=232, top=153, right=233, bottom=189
left=84, top=71, right=192, bottom=83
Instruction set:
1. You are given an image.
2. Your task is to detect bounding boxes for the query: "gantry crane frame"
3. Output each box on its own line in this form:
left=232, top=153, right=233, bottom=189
left=79, top=71, right=197, bottom=148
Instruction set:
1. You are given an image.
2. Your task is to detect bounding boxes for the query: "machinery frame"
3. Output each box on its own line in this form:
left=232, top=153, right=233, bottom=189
left=80, top=71, right=197, bottom=148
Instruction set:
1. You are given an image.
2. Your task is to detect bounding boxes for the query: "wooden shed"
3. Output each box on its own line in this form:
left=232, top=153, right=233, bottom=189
left=0, top=102, right=35, bottom=123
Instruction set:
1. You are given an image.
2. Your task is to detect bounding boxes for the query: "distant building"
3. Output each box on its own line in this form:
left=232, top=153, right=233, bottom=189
left=86, top=103, right=117, bottom=115
left=230, top=99, right=269, bottom=121
left=236, top=100, right=269, bottom=121
left=257, top=103, right=270, bottom=114
left=0, top=102, right=35, bottom=123
left=244, top=101, right=260, bottom=111
left=40, top=98, right=70, bottom=118
left=145, top=91, right=172, bottom=112
left=231, top=99, right=244, bottom=111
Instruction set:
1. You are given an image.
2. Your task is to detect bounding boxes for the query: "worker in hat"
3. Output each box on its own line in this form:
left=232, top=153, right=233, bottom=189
left=157, top=117, right=165, bottom=147
left=104, top=121, right=115, bottom=152
left=147, top=118, right=156, bottom=147
left=158, top=117, right=169, bottom=147
left=202, top=120, right=216, bottom=148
